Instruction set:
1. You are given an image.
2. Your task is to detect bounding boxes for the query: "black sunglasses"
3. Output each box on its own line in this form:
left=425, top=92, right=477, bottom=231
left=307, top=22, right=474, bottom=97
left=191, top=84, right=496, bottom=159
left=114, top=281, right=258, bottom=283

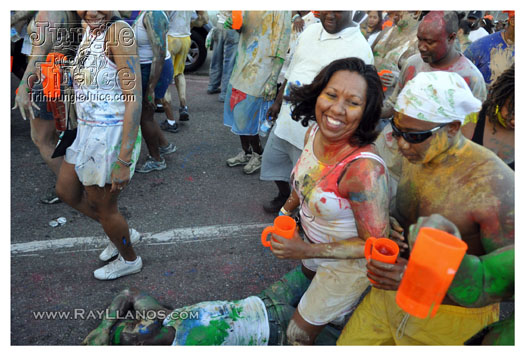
left=390, top=119, right=448, bottom=144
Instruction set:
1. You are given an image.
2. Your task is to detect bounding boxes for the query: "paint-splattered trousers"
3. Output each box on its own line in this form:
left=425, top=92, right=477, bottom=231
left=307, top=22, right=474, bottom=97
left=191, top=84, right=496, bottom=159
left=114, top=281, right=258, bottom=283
left=258, top=265, right=343, bottom=345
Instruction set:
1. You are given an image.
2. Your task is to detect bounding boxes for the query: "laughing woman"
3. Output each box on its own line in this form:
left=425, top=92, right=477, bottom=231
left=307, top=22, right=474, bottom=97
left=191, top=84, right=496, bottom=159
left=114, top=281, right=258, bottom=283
left=270, top=57, right=390, bottom=344
left=56, top=11, right=143, bottom=280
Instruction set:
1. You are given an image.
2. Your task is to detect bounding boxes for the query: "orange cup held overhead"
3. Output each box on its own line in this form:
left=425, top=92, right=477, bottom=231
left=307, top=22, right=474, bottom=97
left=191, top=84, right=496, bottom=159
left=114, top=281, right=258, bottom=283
left=396, top=227, right=468, bottom=319
left=231, top=11, right=243, bottom=30
left=364, top=237, right=399, bottom=283
left=261, top=215, right=296, bottom=249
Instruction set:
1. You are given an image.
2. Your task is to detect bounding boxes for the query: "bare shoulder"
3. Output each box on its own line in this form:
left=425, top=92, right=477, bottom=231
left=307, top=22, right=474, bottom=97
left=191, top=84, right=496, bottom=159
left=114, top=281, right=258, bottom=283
left=107, top=21, right=136, bottom=55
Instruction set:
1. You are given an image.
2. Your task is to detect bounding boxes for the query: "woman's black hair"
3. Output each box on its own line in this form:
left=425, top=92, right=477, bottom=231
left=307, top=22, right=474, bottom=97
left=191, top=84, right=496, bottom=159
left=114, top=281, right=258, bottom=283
left=479, top=64, right=514, bottom=133
left=285, top=57, right=384, bottom=147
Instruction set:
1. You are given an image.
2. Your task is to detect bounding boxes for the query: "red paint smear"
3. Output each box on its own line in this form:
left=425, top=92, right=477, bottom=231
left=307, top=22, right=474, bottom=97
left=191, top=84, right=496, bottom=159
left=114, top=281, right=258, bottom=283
left=320, top=197, right=327, bottom=204
left=405, top=65, right=416, bottom=83
left=462, top=76, right=471, bottom=86
left=229, top=87, right=247, bottom=111
left=186, top=176, right=194, bottom=182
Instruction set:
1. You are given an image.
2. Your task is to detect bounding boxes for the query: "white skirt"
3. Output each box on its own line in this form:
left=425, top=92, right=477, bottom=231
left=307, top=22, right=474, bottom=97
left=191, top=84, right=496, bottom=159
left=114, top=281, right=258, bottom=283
left=65, top=122, right=142, bottom=187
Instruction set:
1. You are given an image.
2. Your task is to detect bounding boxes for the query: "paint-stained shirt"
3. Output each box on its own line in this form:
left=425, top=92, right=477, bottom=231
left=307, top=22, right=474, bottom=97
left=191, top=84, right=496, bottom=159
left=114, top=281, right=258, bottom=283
left=384, top=53, right=487, bottom=113
left=464, top=31, right=514, bottom=85
left=229, top=11, right=291, bottom=97
left=274, top=22, right=373, bottom=150
left=163, top=296, right=269, bottom=345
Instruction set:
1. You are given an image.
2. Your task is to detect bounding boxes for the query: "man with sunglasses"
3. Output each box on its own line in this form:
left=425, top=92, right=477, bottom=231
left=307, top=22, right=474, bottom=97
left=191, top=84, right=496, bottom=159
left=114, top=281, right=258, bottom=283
left=337, top=71, right=514, bottom=345
left=375, top=11, right=487, bottom=205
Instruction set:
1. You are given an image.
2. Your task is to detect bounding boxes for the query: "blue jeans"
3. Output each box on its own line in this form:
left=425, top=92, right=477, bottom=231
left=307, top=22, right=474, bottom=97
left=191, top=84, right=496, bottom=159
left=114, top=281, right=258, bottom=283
left=208, top=28, right=239, bottom=101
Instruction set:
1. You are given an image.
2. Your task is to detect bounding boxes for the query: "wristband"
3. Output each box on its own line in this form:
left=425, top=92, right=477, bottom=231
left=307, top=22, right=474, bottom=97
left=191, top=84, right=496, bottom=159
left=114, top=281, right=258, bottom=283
left=279, top=207, right=292, bottom=216
left=292, top=14, right=301, bottom=21
left=117, top=157, right=132, bottom=167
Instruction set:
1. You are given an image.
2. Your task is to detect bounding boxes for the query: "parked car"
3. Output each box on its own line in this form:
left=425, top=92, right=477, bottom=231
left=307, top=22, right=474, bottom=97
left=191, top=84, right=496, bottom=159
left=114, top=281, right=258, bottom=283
left=185, top=18, right=212, bottom=72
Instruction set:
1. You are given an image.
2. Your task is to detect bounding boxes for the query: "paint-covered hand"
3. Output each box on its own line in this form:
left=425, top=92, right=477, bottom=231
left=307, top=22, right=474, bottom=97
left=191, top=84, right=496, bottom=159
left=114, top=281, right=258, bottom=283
left=145, top=88, right=156, bottom=111
left=82, top=327, right=110, bottom=345
left=407, top=214, right=462, bottom=248
left=367, top=256, right=408, bottom=290
left=110, top=162, right=130, bottom=193
left=266, top=99, right=282, bottom=121
left=270, top=229, right=310, bottom=260
left=389, top=216, right=408, bottom=252
left=223, top=17, right=233, bottom=29
left=12, top=84, right=40, bottom=120
left=380, top=71, right=398, bottom=88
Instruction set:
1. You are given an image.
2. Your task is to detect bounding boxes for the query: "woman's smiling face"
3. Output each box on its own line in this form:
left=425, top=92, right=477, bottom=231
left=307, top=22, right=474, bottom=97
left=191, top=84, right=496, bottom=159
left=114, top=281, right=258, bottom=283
left=315, top=70, right=367, bottom=145
left=77, top=11, right=112, bottom=30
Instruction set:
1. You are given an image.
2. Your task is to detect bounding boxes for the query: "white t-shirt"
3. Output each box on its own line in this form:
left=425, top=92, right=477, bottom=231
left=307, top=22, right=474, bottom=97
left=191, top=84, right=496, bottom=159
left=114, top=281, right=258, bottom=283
left=469, top=27, right=489, bottom=42
left=168, top=11, right=192, bottom=37
left=273, top=23, right=374, bottom=149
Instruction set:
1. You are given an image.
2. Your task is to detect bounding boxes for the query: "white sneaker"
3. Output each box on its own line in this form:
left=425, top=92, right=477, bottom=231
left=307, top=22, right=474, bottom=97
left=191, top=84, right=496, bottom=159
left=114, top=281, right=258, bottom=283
left=94, top=255, right=143, bottom=280
left=243, top=152, right=262, bottom=174
left=226, top=151, right=252, bottom=167
left=99, top=228, right=141, bottom=262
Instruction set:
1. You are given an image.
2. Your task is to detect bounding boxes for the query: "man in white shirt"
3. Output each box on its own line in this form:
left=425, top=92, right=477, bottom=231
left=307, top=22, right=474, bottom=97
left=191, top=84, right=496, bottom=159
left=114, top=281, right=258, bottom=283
left=260, top=11, right=374, bottom=213
left=467, top=11, right=489, bottom=42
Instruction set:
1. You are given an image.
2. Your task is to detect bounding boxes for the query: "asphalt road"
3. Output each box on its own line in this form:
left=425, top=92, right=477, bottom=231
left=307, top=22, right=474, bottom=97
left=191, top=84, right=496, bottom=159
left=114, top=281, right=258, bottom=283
left=10, top=63, right=298, bottom=345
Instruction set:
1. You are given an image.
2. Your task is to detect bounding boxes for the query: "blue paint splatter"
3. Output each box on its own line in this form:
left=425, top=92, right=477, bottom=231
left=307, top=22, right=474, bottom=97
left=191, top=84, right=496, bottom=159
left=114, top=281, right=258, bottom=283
left=122, top=236, right=127, bottom=245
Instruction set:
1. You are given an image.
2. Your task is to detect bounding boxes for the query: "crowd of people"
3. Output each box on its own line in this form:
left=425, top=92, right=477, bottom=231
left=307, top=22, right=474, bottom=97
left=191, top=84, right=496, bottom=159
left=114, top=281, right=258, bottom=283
left=11, top=10, right=514, bottom=346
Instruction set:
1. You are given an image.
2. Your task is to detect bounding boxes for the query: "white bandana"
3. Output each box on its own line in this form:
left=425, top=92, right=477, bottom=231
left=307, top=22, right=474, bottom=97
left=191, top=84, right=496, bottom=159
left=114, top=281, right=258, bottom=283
left=394, top=71, right=482, bottom=124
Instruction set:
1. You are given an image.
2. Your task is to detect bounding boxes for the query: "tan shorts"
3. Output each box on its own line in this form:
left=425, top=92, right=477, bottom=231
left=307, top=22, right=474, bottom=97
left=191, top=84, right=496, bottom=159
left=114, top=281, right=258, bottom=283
left=167, top=35, right=191, bottom=77
left=298, top=257, right=369, bottom=326
left=337, top=288, right=500, bottom=345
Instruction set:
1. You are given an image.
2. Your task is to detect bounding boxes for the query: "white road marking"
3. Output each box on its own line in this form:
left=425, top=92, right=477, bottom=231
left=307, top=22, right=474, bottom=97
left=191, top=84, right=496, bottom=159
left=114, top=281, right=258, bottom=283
left=11, top=223, right=270, bottom=255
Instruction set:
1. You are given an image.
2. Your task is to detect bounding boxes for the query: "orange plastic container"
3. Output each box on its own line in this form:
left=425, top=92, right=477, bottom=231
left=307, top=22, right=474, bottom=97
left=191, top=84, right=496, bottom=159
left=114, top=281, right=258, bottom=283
left=232, top=11, right=243, bottom=30
left=364, top=237, right=399, bottom=283
left=41, top=53, right=67, bottom=99
left=396, top=227, right=468, bottom=319
left=261, top=215, right=296, bottom=249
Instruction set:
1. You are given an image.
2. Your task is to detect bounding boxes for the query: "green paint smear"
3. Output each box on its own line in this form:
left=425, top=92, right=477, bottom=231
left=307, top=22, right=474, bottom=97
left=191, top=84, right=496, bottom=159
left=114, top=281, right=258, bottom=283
left=228, top=304, right=244, bottom=321
left=112, top=323, right=126, bottom=345
left=184, top=319, right=231, bottom=345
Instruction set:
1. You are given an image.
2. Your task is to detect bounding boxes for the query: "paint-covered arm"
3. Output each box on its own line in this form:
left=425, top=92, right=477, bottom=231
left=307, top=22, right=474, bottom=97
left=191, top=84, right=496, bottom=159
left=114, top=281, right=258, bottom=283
left=11, top=10, right=36, bottom=27
left=143, top=11, right=168, bottom=108
left=448, top=245, right=514, bottom=307
left=13, top=11, right=67, bottom=120
left=107, top=21, right=142, bottom=192
left=271, top=158, right=390, bottom=260
left=262, top=11, right=291, bottom=101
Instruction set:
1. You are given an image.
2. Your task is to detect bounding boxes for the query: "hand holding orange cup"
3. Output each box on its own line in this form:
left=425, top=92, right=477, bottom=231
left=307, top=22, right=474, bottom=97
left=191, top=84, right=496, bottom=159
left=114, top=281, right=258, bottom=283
left=364, top=237, right=400, bottom=284
left=396, top=227, right=467, bottom=319
left=261, top=215, right=296, bottom=249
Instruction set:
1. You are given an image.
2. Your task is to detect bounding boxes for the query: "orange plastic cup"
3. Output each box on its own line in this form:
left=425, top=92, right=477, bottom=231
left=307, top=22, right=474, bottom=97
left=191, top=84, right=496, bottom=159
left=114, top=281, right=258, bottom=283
left=232, top=11, right=243, bottom=30
left=364, top=237, right=399, bottom=283
left=396, top=227, right=468, bottom=319
left=378, top=69, right=392, bottom=92
left=261, top=215, right=296, bottom=249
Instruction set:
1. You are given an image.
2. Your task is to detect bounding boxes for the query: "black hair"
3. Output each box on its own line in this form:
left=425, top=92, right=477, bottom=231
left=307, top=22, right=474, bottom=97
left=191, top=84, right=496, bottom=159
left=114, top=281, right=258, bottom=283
left=285, top=57, right=384, bottom=147
left=479, top=64, right=514, bottom=133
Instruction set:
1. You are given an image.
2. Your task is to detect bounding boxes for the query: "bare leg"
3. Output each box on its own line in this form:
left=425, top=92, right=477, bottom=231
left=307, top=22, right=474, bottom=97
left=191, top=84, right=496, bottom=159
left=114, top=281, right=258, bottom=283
left=29, top=117, right=63, bottom=176
left=286, top=310, right=326, bottom=345
left=160, top=91, right=175, bottom=122
left=140, top=104, right=168, bottom=161
left=56, top=162, right=136, bottom=261
left=174, top=73, right=186, bottom=108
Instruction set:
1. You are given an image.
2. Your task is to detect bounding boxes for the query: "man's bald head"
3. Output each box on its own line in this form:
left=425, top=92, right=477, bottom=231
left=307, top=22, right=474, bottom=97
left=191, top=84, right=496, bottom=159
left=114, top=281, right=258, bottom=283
left=420, top=11, right=458, bottom=36
left=418, top=11, right=458, bottom=64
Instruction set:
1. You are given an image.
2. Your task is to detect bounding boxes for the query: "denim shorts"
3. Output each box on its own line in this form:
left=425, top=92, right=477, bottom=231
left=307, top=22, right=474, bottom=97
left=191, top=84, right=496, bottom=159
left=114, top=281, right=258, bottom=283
left=140, top=57, right=174, bottom=100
